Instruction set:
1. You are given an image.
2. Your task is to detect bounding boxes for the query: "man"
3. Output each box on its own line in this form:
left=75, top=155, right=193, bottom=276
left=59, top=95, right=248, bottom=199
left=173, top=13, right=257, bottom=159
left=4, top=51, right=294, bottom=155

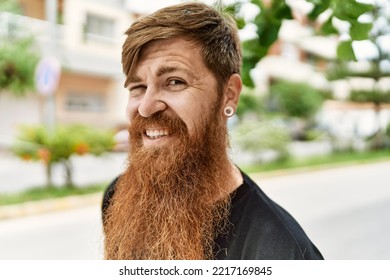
left=102, top=1, right=323, bottom=260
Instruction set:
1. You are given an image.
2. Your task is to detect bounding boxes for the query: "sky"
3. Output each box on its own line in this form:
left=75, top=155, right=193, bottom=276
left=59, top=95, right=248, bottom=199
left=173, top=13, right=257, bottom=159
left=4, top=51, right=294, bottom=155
left=124, top=0, right=229, bottom=14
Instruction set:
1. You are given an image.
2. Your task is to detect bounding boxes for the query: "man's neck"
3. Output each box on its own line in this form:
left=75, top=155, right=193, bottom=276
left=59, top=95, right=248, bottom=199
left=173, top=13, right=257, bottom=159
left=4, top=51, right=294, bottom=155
left=225, top=161, right=244, bottom=196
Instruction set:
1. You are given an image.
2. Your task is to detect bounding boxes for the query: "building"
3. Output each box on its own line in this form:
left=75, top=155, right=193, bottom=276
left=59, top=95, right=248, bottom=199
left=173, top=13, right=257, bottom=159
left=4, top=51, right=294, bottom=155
left=0, top=0, right=134, bottom=148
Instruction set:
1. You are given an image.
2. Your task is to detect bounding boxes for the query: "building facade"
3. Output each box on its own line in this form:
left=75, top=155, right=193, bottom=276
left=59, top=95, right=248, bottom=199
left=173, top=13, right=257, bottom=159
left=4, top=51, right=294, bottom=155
left=0, top=0, right=134, bottom=148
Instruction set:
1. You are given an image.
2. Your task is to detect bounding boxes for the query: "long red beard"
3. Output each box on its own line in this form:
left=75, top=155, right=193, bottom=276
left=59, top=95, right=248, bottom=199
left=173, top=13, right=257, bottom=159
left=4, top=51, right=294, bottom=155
left=103, top=104, right=233, bottom=259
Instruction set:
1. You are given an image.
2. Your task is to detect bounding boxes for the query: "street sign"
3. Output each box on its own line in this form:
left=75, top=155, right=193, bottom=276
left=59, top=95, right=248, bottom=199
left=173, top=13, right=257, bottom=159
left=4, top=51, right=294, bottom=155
left=35, top=56, right=61, bottom=96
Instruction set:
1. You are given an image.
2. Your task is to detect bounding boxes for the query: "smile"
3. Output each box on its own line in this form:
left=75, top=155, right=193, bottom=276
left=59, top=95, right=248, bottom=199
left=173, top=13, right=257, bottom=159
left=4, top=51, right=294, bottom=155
left=145, top=129, right=169, bottom=139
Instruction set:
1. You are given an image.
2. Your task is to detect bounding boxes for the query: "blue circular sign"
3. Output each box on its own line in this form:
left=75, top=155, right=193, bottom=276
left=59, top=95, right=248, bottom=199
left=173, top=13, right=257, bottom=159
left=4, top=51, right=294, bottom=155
left=35, top=56, right=61, bottom=96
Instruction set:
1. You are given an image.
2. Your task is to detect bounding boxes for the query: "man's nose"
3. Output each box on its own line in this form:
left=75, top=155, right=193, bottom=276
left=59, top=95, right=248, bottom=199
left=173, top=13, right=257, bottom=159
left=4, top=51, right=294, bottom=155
left=137, top=87, right=167, bottom=118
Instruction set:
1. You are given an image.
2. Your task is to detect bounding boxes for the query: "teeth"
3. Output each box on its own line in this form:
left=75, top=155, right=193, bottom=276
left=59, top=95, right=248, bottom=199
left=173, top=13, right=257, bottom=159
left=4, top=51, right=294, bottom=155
left=146, top=129, right=169, bottom=139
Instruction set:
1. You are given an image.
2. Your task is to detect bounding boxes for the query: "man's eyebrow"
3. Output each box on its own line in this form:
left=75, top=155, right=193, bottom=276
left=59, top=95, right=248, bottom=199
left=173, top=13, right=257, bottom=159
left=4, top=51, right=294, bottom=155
left=156, top=65, right=196, bottom=79
left=127, top=65, right=197, bottom=88
left=127, top=75, right=142, bottom=85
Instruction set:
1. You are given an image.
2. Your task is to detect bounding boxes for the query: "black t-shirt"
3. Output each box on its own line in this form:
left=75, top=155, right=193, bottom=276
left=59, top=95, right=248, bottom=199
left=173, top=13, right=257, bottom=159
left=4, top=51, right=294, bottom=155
left=213, top=172, right=323, bottom=259
left=102, top=172, right=324, bottom=260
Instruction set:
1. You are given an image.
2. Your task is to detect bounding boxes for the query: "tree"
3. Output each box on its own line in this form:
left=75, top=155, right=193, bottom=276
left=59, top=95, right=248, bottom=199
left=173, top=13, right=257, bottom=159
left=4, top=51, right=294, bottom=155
left=227, top=0, right=293, bottom=87
left=12, top=124, right=115, bottom=188
left=227, top=0, right=374, bottom=87
left=0, top=0, right=40, bottom=96
left=324, top=0, right=390, bottom=149
left=0, top=38, right=40, bottom=96
left=228, top=0, right=390, bottom=150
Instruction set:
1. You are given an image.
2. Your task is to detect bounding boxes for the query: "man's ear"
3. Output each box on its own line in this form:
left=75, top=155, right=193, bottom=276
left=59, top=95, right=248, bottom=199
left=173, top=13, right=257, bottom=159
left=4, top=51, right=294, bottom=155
left=223, top=73, right=242, bottom=110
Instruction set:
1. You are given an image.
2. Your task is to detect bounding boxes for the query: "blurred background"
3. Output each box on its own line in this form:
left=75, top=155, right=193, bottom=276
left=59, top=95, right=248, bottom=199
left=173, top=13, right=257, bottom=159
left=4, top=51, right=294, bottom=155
left=0, top=0, right=389, bottom=260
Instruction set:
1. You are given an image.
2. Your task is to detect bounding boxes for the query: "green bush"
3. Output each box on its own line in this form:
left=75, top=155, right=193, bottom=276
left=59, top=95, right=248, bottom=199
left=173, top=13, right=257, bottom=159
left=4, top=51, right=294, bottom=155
left=269, top=80, right=325, bottom=119
left=350, top=89, right=390, bottom=104
left=0, top=38, right=39, bottom=96
left=12, top=124, right=115, bottom=188
left=232, top=119, right=291, bottom=162
left=302, top=128, right=325, bottom=141
left=236, top=87, right=263, bottom=118
left=387, top=122, right=390, bottom=138
left=0, top=0, right=21, bottom=13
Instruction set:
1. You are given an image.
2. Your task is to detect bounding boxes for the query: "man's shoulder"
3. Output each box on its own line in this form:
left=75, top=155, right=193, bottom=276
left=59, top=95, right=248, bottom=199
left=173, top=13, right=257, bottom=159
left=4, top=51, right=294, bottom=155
left=224, top=172, right=324, bottom=260
left=101, top=176, right=120, bottom=220
left=235, top=172, right=300, bottom=226
left=231, top=172, right=286, bottom=219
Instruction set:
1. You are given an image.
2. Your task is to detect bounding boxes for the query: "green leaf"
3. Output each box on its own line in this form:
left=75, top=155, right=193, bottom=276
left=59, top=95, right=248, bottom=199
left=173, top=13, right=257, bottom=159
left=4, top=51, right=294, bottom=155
left=346, top=0, right=373, bottom=19
left=241, top=59, right=256, bottom=88
left=350, top=22, right=372, bottom=41
left=333, top=0, right=373, bottom=21
left=250, top=0, right=263, bottom=9
left=242, top=39, right=260, bottom=58
left=241, top=37, right=269, bottom=88
left=272, top=0, right=293, bottom=20
left=255, top=14, right=282, bottom=48
left=307, top=0, right=331, bottom=20
left=224, top=3, right=246, bottom=29
left=235, top=17, right=246, bottom=30
left=223, top=3, right=238, bottom=14
left=320, top=16, right=338, bottom=35
left=337, top=40, right=357, bottom=61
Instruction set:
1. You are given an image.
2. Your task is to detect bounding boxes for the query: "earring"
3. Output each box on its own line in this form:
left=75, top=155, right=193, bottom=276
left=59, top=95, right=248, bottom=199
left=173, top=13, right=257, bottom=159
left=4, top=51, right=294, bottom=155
left=224, top=106, right=234, bottom=117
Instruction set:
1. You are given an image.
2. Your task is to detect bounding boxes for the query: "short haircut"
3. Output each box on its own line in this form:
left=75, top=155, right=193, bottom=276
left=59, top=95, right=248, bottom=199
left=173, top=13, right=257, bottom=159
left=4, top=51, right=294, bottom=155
left=122, top=1, right=242, bottom=94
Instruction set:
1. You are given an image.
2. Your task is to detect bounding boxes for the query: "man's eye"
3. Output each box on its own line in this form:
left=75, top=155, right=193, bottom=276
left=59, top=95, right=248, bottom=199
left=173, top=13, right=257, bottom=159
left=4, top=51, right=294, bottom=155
left=167, top=79, right=186, bottom=86
left=129, top=86, right=146, bottom=96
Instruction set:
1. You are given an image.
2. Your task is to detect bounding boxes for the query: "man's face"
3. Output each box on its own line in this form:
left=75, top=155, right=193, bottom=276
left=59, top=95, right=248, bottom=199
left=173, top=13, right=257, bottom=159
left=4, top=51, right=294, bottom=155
left=125, top=38, right=220, bottom=148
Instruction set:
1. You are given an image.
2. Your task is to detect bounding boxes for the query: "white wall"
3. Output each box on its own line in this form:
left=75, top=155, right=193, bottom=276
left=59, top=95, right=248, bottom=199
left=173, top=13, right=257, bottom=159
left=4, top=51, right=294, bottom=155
left=0, top=93, right=41, bottom=148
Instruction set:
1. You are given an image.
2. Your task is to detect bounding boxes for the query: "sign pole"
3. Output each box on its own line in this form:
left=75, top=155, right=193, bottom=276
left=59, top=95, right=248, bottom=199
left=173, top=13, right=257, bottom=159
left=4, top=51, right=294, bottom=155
left=44, top=0, right=58, bottom=132
left=35, top=56, right=61, bottom=132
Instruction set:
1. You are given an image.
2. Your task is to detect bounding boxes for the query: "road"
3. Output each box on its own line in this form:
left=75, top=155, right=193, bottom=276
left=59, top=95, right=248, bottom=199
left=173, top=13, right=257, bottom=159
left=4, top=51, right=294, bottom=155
left=0, top=205, right=104, bottom=259
left=0, top=160, right=389, bottom=259
left=258, top=160, right=390, bottom=259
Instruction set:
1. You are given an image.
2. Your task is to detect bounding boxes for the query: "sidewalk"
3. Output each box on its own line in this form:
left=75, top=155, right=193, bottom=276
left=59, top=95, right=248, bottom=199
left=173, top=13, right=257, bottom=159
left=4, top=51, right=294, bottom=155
left=0, top=193, right=102, bottom=220
left=0, top=152, right=127, bottom=220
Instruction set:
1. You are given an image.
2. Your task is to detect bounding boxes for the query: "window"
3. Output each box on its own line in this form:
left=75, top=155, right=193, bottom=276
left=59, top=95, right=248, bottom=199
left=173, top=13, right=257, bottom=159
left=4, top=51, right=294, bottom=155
left=85, top=13, right=114, bottom=38
left=65, top=93, right=105, bottom=113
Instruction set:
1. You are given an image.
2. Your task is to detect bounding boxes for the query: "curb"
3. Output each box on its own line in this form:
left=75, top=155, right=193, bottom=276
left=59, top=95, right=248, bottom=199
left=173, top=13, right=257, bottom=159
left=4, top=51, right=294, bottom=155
left=248, top=158, right=390, bottom=181
left=0, top=193, right=102, bottom=220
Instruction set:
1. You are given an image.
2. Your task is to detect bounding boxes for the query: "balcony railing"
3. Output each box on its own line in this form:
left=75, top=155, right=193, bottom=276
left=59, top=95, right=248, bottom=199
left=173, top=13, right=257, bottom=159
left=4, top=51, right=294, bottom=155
left=0, top=11, right=122, bottom=77
left=0, top=11, right=64, bottom=44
